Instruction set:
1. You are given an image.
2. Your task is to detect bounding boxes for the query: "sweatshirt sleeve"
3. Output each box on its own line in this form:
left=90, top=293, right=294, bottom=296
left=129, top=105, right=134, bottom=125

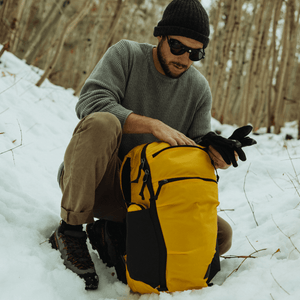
left=75, top=40, right=133, bottom=127
left=187, top=79, right=212, bottom=144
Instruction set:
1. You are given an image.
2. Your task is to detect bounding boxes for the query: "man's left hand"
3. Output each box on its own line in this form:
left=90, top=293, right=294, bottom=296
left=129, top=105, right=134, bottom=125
left=208, top=145, right=238, bottom=169
left=199, top=125, right=257, bottom=168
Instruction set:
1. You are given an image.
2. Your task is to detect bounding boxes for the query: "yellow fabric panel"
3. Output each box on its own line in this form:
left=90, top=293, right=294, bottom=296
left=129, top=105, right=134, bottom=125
left=126, top=268, right=160, bottom=294
left=147, top=143, right=215, bottom=185
left=156, top=179, right=218, bottom=292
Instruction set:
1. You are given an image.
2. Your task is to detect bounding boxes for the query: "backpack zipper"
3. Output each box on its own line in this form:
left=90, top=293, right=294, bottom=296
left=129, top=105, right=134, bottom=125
left=152, top=145, right=205, bottom=158
left=154, top=176, right=217, bottom=200
left=131, top=143, right=149, bottom=183
left=132, top=144, right=155, bottom=201
left=131, top=158, right=145, bottom=183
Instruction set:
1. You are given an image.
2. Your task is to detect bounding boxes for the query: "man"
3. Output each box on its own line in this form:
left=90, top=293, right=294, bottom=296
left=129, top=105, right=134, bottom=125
left=49, top=0, right=252, bottom=290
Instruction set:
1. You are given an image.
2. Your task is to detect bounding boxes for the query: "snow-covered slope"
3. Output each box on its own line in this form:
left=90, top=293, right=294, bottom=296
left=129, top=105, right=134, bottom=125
left=0, top=48, right=299, bottom=300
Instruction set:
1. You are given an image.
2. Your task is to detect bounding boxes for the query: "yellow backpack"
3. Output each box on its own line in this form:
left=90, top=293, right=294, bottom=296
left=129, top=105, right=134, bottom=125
left=120, top=142, right=220, bottom=294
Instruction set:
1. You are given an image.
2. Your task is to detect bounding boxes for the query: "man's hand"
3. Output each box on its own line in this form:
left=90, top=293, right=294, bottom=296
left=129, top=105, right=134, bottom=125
left=150, top=119, right=196, bottom=146
left=208, top=146, right=238, bottom=169
left=199, top=126, right=257, bottom=168
left=123, top=113, right=196, bottom=146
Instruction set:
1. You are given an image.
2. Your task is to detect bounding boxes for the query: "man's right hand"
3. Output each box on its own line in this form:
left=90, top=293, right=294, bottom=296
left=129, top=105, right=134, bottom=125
left=150, top=119, right=196, bottom=146
left=123, top=113, right=196, bottom=146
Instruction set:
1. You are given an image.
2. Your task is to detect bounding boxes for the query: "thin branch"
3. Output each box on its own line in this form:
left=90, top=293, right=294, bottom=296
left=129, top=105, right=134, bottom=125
left=270, top=293, right=275, bottom=300
left=246, top=236, right=257, bottom=252
left=0, top=120, right=23, bottom=156
left=283, top=173, right=300, bottom=208
left=270, top=270, right=290, bottom=295
left=10, top=149, right=15, bottom=165
left=0, top=108, right=9, bottom=115
left=286, top=147, right=299, bottom=184
left=271, top=215, right=300, bottom=254
left=244, top=163, right=259, bottom=226
left=271, top=248, right=281, bottom=259
left=50, top=0, right=64, bottom=15
left=219, top=209, right=236, bottom=225
left=0, top=77, right=24, bottom=95
left=225, top=248, right=267, bottom=279
left=267, top=170, right=284, bottom=191
left=221, top=254, right=257, bottom=259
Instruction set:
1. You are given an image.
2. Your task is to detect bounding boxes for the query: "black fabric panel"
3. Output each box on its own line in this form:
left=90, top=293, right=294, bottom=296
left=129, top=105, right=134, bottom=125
left=126, top=208, right=160, bottom=288
left=205, top=241, right=221, bottom=284
left=150, top=200, right=168, bottom=291
left=121, top=157, right=131, bottom=205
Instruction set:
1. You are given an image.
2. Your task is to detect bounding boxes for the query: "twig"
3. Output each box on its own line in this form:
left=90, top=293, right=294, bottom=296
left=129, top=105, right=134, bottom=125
left=221, top=254, right=257, bottom=259
left=246, top=236, right=257, bottom=252
left=219, top=209, right=236, bottom=225
left=271, top=248, right=281, bottom=259
left=225, top=248, right=267, bottom=279
left=271, top=215, right=300, bottom=254
left=267, top=170, right=284, bottom=191
left=244, top=163, right=259, bottom=226
left=219, top=208, right=235, bottom=212
left=286, top=147, right=299, bottom=184
left=0, top=76, right=24, bottom=95
left=270, top=293, right=275, bottom=300
left=39, top=240, right=48, bottom=245
left=281, top=157, right=300, bottom=160
left=284, top=173, right=300, bottom=208
left=0, top=120, right=23, bottom=155
left=270, top=270, right=290, bottom=295
left=0, top=108, right=9, bottom=115
left=10, top=149, right=15, bottom=165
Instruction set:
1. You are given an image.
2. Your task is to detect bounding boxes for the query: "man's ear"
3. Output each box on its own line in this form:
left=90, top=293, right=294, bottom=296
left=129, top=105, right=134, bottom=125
left=157, top=36, right=163, bottom=43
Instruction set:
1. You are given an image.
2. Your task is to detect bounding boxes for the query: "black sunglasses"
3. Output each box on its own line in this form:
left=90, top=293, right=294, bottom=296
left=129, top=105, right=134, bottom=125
left=167, top=36, right=205, bottom=61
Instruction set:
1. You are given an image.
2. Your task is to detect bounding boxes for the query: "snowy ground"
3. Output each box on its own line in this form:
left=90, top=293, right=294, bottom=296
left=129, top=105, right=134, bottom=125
left=0, top=48, right=300, bottom=300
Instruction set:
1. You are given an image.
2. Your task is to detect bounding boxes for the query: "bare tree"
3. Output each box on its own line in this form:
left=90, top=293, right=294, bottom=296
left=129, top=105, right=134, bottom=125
left=23, top=0, right=70, bottom=65
left=73, top=0, right=128, bottom=96
left=36, top=1, right=94, bottom=87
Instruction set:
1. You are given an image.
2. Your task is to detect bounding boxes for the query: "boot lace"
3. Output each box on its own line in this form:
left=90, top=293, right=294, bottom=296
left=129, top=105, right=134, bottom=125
left=60, top=235, right=94, bottom=270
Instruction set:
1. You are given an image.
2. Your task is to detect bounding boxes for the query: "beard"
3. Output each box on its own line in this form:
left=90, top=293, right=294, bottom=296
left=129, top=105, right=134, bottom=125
left=157, top=39, right=188, bottom=79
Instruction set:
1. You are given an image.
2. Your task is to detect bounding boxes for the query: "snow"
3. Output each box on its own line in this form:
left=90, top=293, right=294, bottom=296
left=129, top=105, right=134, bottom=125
left=0, top=48, right=300, bottom=300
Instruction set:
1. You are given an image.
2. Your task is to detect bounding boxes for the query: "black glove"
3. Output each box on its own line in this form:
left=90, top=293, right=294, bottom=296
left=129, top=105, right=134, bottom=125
left=199, top=125, right=257, bottom=167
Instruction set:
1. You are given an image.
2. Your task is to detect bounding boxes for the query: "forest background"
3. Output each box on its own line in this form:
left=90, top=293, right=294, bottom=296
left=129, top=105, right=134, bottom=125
left=0, top=0, right=300, bottom=136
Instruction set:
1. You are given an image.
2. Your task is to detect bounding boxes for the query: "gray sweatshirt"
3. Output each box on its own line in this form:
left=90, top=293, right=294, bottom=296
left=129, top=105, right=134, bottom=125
left=76, top=39, right=212, bottom=160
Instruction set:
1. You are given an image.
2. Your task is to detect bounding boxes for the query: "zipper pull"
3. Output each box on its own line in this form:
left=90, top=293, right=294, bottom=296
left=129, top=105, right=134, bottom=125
left=139, top=169, right=149, bottom=200
left=131, top=158, right=145, bottom=183
left=154, top=179, right=168, bottom=200
left=160, top=179, right=168, bottom=184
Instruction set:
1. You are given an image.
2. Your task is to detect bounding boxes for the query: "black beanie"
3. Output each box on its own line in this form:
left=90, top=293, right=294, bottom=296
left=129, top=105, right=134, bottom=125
left=153, top=0, right=210, bottom=49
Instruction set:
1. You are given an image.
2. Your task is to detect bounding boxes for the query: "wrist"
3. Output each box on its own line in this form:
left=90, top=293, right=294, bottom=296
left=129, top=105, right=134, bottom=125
left=148, top=118, right=161, bottom=135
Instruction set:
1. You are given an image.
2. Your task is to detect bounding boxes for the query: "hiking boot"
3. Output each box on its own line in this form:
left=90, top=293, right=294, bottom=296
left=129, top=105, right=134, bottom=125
left=86, top=219, right=127, bottom=284
left=49, top=222, right=99, bottom=290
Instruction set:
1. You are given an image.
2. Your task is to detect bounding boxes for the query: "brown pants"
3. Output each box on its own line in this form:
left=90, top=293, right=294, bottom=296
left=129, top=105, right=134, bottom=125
left=59, top=112, right=232, bottom=255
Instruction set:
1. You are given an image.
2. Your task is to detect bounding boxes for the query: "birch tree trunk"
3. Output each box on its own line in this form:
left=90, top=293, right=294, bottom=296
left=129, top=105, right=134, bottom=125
left=0, top=0, right=25, bottom=53
left=230, top=0, right=258, bottom=124
left=212, top=0, right=236, bottom=122
left=273, top=0, right=293, bottom=134
left=10, top=0, right=26, bottom=53
left=220, top=0, right=242, bottom=124
left=36, top=1, right=93, bottom=87
left=250, top=0, right=274, bottom=128
left=206, top=0, right=222, bottom=86
left=23, top=0, right=68, bottom=65
left=73, top=0, right=127, bottom=96
left=265, top=0, right=284, bottom=133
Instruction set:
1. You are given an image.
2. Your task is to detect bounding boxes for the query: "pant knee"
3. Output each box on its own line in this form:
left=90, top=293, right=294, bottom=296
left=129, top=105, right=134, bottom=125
left=217, top=216, right=233, bottom=255
left=83, top=112, right=121, bottom=136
